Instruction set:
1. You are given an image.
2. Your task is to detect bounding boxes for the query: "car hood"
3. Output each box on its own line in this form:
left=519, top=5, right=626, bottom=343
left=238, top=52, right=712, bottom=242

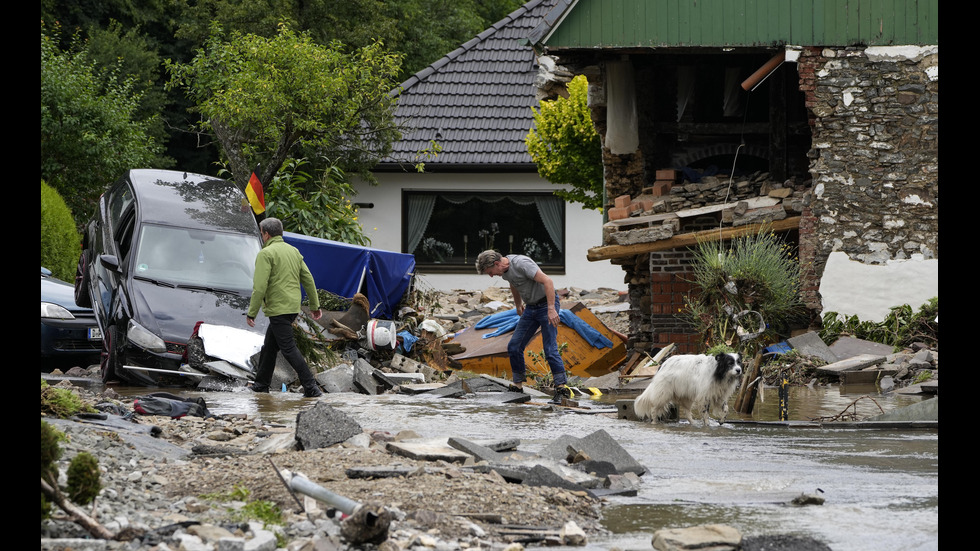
left=130, top=279, right=267, bottom=344
left=41, top=275, right=89, bottom=313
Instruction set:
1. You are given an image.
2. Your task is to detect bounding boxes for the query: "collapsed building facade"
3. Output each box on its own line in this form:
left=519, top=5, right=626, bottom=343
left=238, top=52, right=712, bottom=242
left=528, top=0, right=938, bottom=354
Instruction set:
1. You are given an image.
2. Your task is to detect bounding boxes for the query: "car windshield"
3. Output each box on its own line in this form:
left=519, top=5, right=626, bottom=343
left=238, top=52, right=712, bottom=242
left=132, top=224, right=261, bottom=291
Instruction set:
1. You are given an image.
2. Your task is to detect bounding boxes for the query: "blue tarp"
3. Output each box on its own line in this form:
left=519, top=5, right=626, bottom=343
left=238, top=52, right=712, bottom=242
left=283, top=232, right=415, bottom=319
left=474, top=308, right=614, bottom=349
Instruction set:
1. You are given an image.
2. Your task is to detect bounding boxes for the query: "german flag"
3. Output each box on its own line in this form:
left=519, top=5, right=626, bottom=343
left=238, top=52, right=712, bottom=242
left=245, top=170, right=265, bottom=216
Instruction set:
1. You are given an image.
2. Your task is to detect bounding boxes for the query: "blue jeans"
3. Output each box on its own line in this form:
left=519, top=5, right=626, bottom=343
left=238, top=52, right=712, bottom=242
left=508, top=295, right=567, bottom=386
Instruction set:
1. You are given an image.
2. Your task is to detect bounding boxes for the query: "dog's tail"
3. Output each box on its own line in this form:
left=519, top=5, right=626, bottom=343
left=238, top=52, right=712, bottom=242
left=634, top=381, right=671, bottom=422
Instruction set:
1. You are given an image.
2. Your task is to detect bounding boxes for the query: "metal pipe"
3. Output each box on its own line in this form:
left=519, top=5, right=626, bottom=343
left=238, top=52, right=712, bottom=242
left=283, top=470, right=361, bottom=515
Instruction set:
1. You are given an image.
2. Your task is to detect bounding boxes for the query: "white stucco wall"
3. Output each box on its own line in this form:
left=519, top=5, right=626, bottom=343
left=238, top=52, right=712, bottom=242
left=352, top=171, right=625, bottom=293
left=818, top=251, right=938, bottom=322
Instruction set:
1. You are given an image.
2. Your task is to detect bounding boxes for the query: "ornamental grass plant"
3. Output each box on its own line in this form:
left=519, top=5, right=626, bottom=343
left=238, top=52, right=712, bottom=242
left=682, top=226, right=806, bottom=357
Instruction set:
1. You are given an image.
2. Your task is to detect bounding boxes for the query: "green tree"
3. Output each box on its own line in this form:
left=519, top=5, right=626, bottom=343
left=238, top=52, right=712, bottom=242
left=526, top=75, right=603, bottom=210
left=173, top=0, right=495, bottom=82
left=41, top=24, right=168, bottom=220
left=262, top=159, right=369, bottom=245
left=166, top=24, right=402, bottom=191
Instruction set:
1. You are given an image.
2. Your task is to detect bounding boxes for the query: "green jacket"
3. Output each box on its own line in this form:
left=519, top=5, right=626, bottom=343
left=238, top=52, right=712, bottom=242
left=247, top=236, right=320, bottom=318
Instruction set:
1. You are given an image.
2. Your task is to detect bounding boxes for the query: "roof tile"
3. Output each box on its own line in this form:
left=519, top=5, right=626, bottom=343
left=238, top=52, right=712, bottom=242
left=381, top=0, right=556, bottom=168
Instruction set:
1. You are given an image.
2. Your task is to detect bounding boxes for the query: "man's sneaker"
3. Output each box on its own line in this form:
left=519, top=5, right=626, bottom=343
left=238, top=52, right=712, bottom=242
left=549, top=385, right=571, bottom=404
left=249, top=384, right=269, bottom=393
left=303, top=386, right=323, bottom=398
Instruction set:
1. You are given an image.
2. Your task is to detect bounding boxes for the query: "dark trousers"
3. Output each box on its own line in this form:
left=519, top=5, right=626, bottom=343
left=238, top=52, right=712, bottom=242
left=253, top=313, right=318, bottom=392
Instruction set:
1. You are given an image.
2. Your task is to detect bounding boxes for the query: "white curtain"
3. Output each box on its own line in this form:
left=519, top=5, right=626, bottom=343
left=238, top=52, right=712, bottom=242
left=606, top=59, right=639, bottom=154
left=411, top=194, right=564, bottom=253
left=406, top=194, right=437, bottom=254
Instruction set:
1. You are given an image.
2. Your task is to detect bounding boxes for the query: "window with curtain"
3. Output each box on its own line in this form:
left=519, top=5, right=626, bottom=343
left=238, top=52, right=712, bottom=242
left=403, top=191, right=565, bottom=272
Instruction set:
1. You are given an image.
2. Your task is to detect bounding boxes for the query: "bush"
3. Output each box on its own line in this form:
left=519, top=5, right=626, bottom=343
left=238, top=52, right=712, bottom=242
left=819, top=297, right=938, bottom=351
left=66, top=452, right=102, bottom=505
left=681, top=226, right=806, bottom=356
left=41, top=181, right=81, bottom=281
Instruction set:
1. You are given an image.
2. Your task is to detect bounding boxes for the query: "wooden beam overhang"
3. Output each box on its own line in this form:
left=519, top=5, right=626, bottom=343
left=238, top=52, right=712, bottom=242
left=587, top=216, right=801, bottom=262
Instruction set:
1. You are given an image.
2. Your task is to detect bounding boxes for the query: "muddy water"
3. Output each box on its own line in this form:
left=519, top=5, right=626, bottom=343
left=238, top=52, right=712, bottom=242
left=116, top=384, right=938, bottom=551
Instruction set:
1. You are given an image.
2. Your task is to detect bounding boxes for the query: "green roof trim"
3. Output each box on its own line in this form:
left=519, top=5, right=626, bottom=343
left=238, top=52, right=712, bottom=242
left=535, top=0, right=938, bottom=49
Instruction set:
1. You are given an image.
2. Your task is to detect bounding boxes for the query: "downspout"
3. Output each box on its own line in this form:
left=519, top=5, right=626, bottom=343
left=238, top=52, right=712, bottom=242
left=741, top=51, right=786, bottom=91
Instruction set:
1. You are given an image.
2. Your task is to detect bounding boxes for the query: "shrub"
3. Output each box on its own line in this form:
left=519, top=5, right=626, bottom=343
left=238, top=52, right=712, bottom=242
left=66, top=452, right=102, bottom=505
left=819, top=297, right=938, bottom=351
left=41, top=181, right=81, bottom=281
left=681, top=226, right=806, bottom=357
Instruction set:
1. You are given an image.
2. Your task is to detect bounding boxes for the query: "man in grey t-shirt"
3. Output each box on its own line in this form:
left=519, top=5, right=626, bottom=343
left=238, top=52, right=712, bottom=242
left=476, top=250, right=570, bottom=403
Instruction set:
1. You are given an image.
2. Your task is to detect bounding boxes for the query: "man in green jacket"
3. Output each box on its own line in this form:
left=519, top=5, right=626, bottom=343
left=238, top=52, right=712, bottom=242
left=247, top=217, right=323, bottom=397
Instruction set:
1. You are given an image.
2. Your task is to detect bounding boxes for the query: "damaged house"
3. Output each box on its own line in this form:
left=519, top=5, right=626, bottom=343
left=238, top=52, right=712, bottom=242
left=527, top=0, right=938, bottom=354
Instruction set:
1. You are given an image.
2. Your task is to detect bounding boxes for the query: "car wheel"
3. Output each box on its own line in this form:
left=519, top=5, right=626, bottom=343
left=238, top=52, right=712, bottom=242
left=101, top=325, right=120, bottom=383
left=74, top=250, right=92, bottom=308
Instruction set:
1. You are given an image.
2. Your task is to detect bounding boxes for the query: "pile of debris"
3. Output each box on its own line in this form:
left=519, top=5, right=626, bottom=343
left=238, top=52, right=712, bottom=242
left=598, top=168, right=809, bottom=251
left=187, top=286, right=630, bottom=397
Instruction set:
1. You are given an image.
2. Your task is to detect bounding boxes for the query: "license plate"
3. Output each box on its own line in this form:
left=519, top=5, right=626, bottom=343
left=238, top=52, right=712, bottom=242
left=89, top=327, right=103, bottom=340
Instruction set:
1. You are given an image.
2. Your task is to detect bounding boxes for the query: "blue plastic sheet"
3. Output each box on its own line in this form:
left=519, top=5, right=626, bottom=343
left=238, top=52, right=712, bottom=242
left=475, top=308, right=613, bottom=349
left=283, top=232, right=415, bottom=319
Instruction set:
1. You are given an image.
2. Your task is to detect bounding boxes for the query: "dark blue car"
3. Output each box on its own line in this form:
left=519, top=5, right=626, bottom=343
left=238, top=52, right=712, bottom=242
left=74, top=169, right=269, bottom=385
left=41, top=267, right=101, bottom=370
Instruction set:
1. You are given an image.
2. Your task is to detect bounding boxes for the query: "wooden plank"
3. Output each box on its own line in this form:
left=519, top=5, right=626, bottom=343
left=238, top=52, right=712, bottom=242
left=588, top=216, right=801, bottom=261
left=607, top=211, right=678, bottom=228
left=675, top=196, right=779, bottom=218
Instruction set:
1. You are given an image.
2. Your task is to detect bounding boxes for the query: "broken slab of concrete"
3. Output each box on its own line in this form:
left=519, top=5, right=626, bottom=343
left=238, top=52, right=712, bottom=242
left=815, top=354, right=887, bottom=377
left=521, top=464, right=597, bottom=497
left=605, top=472, right=643, bottom=494
left=461, top=377, right=509, bottom=393
left=829, top=336, right=896, bottom=360
left=388, top=353, right=438, bottom=382
left=839, top=368, right=898, bottom=385
left=386, top=438, right=474, bottom=463
left=396, top=383, right=448, bottom=395
left=539, top=429, right=647, bottom=476
left=316, top=364, right=357, bottom=393
left=294, top=402, right=363, bottom=451
left=787, top=332, right=839, bottom=364
left=422, top=381, right=469, bottom=398
left=383, top=372, right=426, bottom=385
left=651, top=524, right=742, bottom=551
left=447, top=437, right=505, bottom=463
left=353, top=359, right=383, bottom=395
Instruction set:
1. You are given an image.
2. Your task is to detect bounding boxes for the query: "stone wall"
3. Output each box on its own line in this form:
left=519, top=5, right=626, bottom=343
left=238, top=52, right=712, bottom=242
left=589, top=45, right=938, bottom=355
left=798, top=45, right=939, bottom=310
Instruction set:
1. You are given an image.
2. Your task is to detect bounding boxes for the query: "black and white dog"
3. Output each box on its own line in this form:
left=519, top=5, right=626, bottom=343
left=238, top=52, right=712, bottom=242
left=633, top=353, right=743, bottom=426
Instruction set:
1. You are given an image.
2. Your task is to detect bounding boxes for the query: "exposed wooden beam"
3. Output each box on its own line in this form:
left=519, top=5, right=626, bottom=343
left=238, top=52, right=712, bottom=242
left=587, top=216, right=801, bottom=261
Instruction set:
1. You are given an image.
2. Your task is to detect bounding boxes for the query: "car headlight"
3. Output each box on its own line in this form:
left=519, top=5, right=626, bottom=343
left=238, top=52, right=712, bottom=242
left=41, top=302, right=75, bottom=320
left=127, top=320, right=167, bottom=353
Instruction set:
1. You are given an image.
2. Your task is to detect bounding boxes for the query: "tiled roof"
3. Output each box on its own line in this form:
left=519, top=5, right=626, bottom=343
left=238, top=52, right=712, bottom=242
left=378, top=0, right=557, bottom=170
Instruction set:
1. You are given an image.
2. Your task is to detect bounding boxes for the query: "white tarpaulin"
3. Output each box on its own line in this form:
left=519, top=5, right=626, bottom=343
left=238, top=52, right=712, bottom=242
left=197, top=324, right=265, bottom=371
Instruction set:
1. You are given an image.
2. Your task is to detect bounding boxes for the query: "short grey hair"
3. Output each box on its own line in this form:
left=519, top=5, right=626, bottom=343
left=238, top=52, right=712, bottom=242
left=475, top=250, right=502, bottom=274
left=259, top=217, right=284, bottom=237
